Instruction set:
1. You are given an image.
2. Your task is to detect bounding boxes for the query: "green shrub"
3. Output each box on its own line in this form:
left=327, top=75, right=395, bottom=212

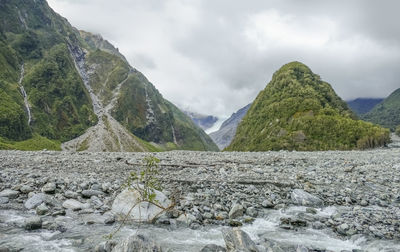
left=0, top=134, right=61, bottom=151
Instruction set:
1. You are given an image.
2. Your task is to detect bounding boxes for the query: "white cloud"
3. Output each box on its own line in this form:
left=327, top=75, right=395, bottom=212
left=47, top=0, right=400, bottom=118
left=244, top=10, right=335, bottom=50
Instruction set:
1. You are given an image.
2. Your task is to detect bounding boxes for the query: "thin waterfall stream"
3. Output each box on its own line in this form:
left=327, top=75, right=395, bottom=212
left=18, top=64, right=32, bottom=125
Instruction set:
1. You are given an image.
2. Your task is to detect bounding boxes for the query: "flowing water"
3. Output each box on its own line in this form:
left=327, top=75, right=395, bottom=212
left=1, top=206, right=399, bottom=252
left=18, top=64, right=32, bottom=125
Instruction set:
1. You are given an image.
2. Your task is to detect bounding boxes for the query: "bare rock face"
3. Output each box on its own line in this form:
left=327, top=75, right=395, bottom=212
left=111, top=188, right=170, bottom=222
left=210, top=104, right=251, bottom=150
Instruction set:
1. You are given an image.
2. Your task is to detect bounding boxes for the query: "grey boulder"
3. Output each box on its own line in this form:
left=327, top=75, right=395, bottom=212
left=229, top=204, right=244, bottom=219
left=222, top=228, right=259, bottom=252
left=25, top=193, right=47, bottom=209
left=0, top=189, right=19, bottom=199
left=62, top=199, right=86, bottom=211
left=24, top=216, right=42, bottom=230
left=291, top=189, right=323, bottom=207
left=111, top=234, right=162, bottom=252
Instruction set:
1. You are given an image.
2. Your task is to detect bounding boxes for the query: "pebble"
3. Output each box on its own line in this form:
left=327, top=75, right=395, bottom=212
left=42, top=183, right=56, bottom=194
left=0, top=149, right=399, bottom=243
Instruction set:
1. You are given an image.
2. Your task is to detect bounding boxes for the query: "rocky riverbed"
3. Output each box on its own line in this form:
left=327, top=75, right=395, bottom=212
left=0, top=148, right=400, bottom=251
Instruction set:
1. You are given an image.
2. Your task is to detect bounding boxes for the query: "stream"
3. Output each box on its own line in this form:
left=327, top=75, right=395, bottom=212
left=1, top=206, right=399, bottom=251
left=18, top=64, right=32, bottom=126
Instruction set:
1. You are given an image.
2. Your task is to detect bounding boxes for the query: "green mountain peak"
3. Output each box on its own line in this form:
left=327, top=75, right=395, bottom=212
left=226, top=62, right=390, bottom=151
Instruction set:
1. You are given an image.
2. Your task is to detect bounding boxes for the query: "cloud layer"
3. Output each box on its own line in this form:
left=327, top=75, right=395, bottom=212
left=48, top=0, right=400, bottom=118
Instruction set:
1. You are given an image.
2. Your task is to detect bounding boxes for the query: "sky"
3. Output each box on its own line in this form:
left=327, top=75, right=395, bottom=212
left=47, top=0, right=400, bottom=118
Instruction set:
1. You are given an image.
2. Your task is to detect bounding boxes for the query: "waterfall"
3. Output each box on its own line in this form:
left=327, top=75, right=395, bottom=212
left=18, top=64, right=32, bottom=125
left=171, top=125, right=178, bottom=145
left=145, top=87, right=156, bottom=125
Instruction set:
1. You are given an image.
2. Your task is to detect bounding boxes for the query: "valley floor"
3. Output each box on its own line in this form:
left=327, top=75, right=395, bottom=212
left=0, top=148, right=399, bottom=251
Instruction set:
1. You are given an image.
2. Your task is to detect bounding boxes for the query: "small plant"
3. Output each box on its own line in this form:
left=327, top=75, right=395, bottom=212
left=107, top=155, right=181, bottom=239
left=396, top=125, right=400, bottom=137
left=125, top=155, right=162, bottom=204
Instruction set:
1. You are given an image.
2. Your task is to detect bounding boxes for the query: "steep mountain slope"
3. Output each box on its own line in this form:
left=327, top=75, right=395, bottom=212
left=226, top=62, right=390, bottom=151
left=362, top=88, right=400, bottom=131
left=0, top=0, right=97, bottom=149
left=184, top=111, right=218, bottom=131
left=209, top=104, right=251, bottom=150
left=0, top=0, right=218, bottom=151
left=347, top=98, right=383, bottom=115
left=77, top=32, right=218, bottom=151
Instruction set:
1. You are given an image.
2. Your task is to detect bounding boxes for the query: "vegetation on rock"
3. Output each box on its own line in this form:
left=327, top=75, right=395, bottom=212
left=362, top=88, right=400, bottom=131
left=0, top=0, right=97, bottom=149
left=82, top=32, right=218, bottom=151
left=226, top=62, right=390, bottom=151
left=0, top=0, right=217, bottom=151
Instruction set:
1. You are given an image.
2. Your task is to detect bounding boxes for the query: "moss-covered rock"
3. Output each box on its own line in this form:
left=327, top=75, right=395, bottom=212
left=226, top=62, right=390, bottom=151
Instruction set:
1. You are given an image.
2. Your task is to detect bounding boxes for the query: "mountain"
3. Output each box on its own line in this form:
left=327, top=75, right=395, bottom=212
left=183, top=111, right=218, bottom=131
left=0, top=0, right=97, bottom=150
left=362, top=88, right=400, bottom=131
left=347, top=98, right=383, bottom=115
left=209, top=104, right=251, bottom=150
left=226, top=62, right=390, bottom=151
left=0, top=0, right=218, bottom=151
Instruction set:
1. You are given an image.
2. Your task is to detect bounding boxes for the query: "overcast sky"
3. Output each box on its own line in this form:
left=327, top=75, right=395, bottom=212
left=48, top=0, right=400, bottom=118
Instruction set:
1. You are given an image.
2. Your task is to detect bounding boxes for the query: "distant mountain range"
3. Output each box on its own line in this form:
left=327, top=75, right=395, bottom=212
left=0, top=0, right=218, bottom=151
left=183, top=111, right=218, bottom=131
left=226, top=62, right=390, bottom=151
left=346, top=98, right=383, bottom=115
left=362, top=88, right=400, bottom=131
left=209, top=104, right=251, bottom=150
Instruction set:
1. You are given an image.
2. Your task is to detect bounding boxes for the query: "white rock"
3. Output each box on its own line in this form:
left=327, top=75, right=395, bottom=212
left=111, top=187, right=170, bottom=222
